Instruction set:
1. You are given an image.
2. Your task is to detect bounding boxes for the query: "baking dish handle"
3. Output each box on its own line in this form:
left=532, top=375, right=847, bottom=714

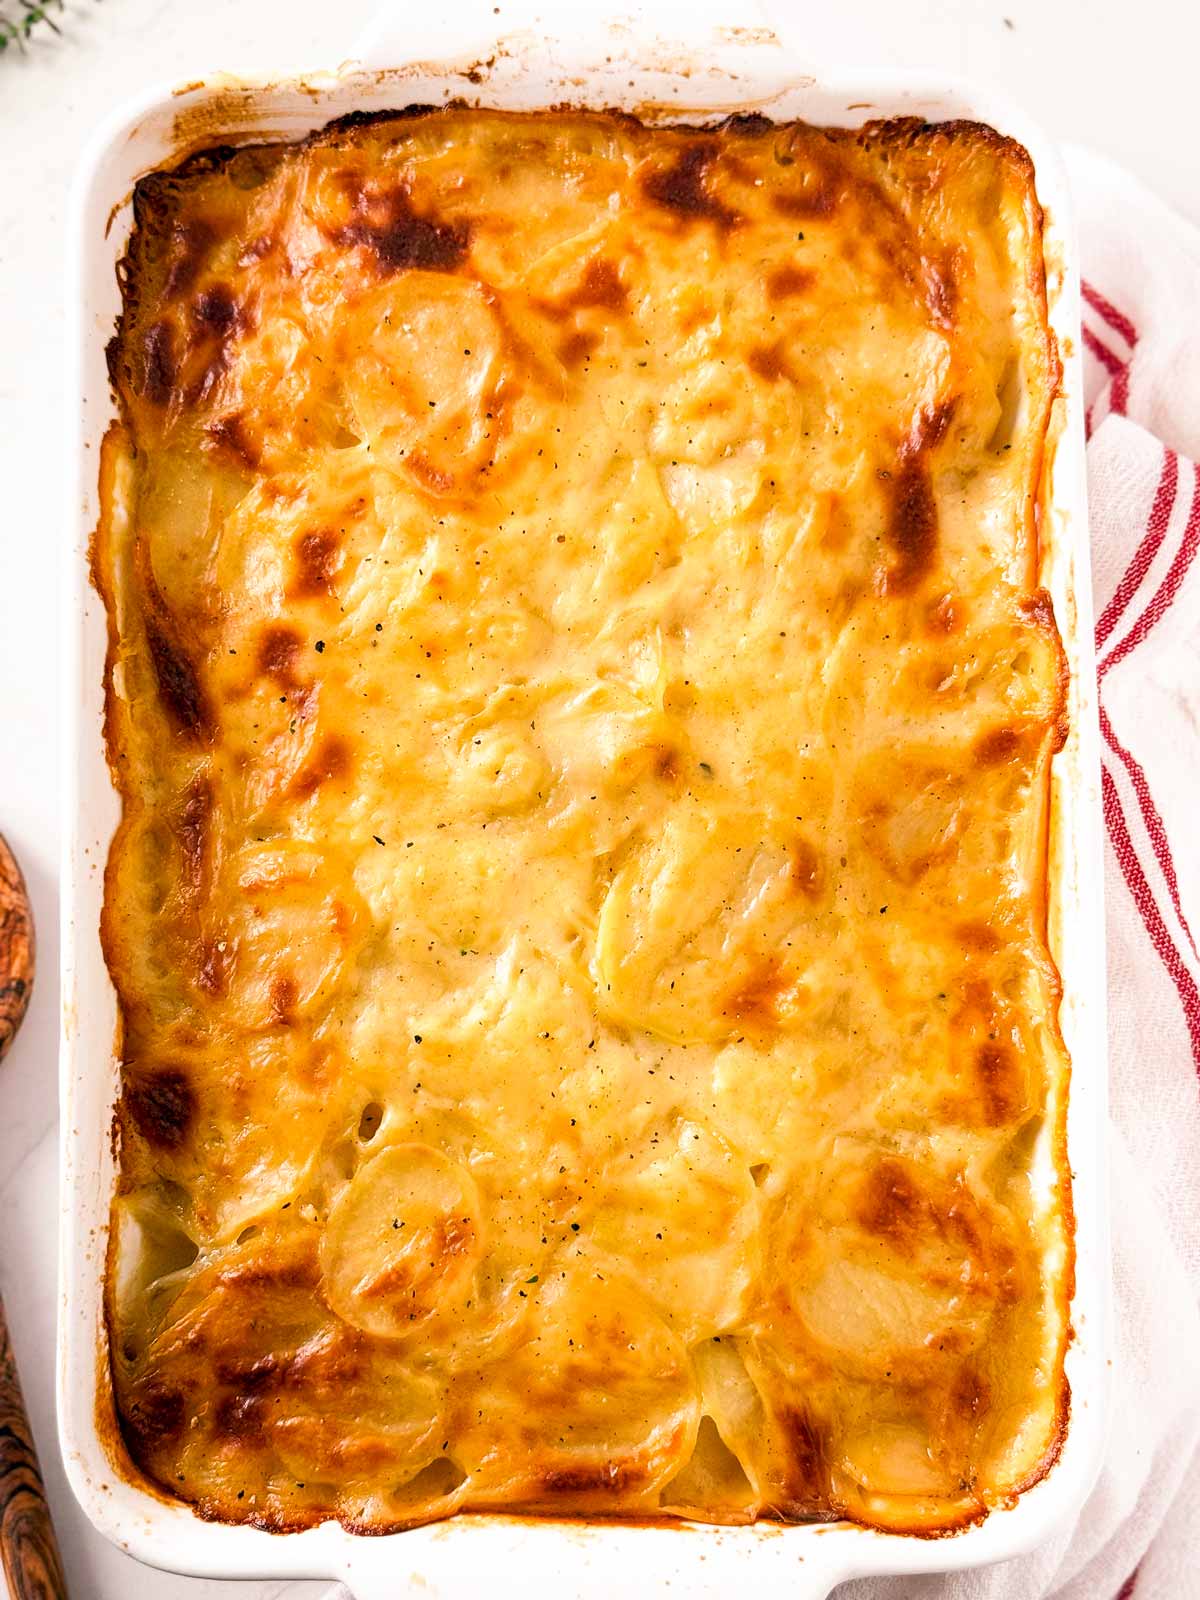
left=338, top=1537, right=852, bottom=1600
left=354, top=0, right=793, bottom=73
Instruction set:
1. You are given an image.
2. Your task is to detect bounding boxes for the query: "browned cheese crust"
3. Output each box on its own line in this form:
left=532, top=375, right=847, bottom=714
left=96, top=108, right=1070, bottom=1537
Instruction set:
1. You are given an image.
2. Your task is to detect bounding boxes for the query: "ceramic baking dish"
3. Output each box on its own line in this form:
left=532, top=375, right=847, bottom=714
left=59, top=3, right=1110, bottom=1594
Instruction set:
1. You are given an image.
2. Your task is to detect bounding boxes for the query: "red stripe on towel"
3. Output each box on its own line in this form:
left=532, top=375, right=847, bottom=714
left=1103, top=766, right=1200, bottom=1070
left=1101, top=702, right=1197, bottom=958
left=1083, top=280, right=1139, bottom=348
left=1096, top=450, right=1179, bottom=648
left=1115, top=1563, right=1142, bottom=1600
left=1112, top=362, right=1131, bottom=415
left=1084, top=323, right=1126, bottom=379
left=1101, top=459, right=1200, bottom=679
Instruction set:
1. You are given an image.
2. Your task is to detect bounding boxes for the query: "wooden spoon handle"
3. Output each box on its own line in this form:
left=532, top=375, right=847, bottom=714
left=0, top=839, right=61, bottom=1593
left=0, top=1293, right=67, bottom=1599
left=0, top=836, right=34, bottom=1067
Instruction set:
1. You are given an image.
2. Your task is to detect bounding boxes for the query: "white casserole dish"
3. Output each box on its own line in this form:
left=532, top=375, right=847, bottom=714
left=60, top=3, right=1110, bottom=1594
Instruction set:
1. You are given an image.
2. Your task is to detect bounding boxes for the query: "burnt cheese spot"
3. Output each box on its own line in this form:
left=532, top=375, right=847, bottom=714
left=285, top=1335, right=367, bottom=1395
left=176, top=775, right=212, bottom=890
left=880, top=404, right=957, bottom=596
left=205, top=411, right=260, bottom=468
left=558, top=329, right=598, bottom=369
left=359, top=1214, right=478, bottom=1314
left=574, top=258, right=628, bottom=310
left=948, top=1363, right=990, bottom=1424
left=214, top=1354, right=284, bottom=1393
left=789, top=837, right=823, bottom=897
left=974, top=725, right=1024, bottom=766
left=439, top=1212, right=479, bottom=1269
left=144, top=613, right=209, bottom=738
left=269, top=975, right=299, bottom=1026
left=191, top=284, right=239, bottom=335
left=955, top=920, right=1000, bottom=953
left=773, top=187, right=839, bottom=220
left=767, top=264, right=816, bottom=299
left=239, top=231, right=278, bottom=265
left=293, top=530, right=342, bottom=598
left=915, top=398, right=957, bottom=451
left=770, top=153, right=843, bottom=221
left=323, top=105, right=439, bottom=137
left=184, top=285, right=249, bottom=406
left=335, top=184, right=470, bottom=275
left=883, top=455, right=938, bottom=595
left=642, top=143, right=738, bottom=229
left=560, top=257, right=629, bottom=312
left=856, top=1158, right=924, bottom=1244
left=124, top=1065, right=196, bottom=1150
left=779, top=1406, right=833, bottom=1508
left=650, top=743, right=683, bottom=783
left=951, top=980, right=1029, bottom=1128
left=924, top=257, right=958, bottom=327
left=222, top=1253, right=321, bottom=1292
left=540, top=1460, right=637, bottom=1497
left=162, top=218, right=216, bottom=296
left=140, top=320, right=178, bottom=406
left=976, top=1040, right=1023, bottom=1126
left=213, top=1391, right=268, bottom=1443
left=293, top=733, right=352, bottom=798
left=406, top=451, right=455, bottom=494
left=748, top=340, right=790, bottom=383
left=541, top=258, right=631, bottom=367
left=724, top=111, right=774, bottom=136
left=1020, top=587, right=1057, bottom=633
left=196, top=937, right=230, bottom=997
left=722, top=957, right=800, bottom=1028
left=676, top=295, right=717, bottom=338
left=124, top=1382, right=186, bottom=1453
left=257, top=623, right=303, bottom=684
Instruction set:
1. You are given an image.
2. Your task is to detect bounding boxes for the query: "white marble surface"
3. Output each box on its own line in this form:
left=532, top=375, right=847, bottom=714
left=0, top=0, right=1196, bottom=1596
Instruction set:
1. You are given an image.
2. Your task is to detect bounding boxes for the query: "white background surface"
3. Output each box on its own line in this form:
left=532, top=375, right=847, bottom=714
left=0, top=1, right=1196, bottom=1597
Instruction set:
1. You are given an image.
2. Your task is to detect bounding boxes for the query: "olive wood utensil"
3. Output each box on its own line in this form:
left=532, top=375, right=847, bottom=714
left=0, top=834, right=68, bottom=1599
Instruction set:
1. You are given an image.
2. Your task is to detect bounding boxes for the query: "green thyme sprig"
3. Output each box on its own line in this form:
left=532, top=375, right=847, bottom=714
left=0, top=0, right=64, bottom=52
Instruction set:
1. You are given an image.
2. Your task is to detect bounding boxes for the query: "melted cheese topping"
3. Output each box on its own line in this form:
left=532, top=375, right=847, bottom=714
left=97, top=108, right=1070, bottom=1536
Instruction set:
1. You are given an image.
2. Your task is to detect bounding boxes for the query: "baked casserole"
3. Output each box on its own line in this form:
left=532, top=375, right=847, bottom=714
left=96, top=108, right=1070, bottom=1536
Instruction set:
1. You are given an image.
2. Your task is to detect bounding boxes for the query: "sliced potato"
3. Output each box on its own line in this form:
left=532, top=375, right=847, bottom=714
left=592, top=1120, right=760, bottom=1341
left=593, top=802, right=821, bottom=1044
left=456, top=1268, right=699, bottom=1510
left=767, top=1148, right=1021, bottom=1383
left=320, top=1143, right=484, bottom=1339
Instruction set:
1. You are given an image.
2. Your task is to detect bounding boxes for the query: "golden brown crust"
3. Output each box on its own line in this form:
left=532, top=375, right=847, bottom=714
left=97, top=107, right=1071, bottom=1538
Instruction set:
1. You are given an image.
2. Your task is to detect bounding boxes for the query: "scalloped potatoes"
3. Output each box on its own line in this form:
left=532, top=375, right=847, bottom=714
left=98, top=108, right=1070, bottom=1536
